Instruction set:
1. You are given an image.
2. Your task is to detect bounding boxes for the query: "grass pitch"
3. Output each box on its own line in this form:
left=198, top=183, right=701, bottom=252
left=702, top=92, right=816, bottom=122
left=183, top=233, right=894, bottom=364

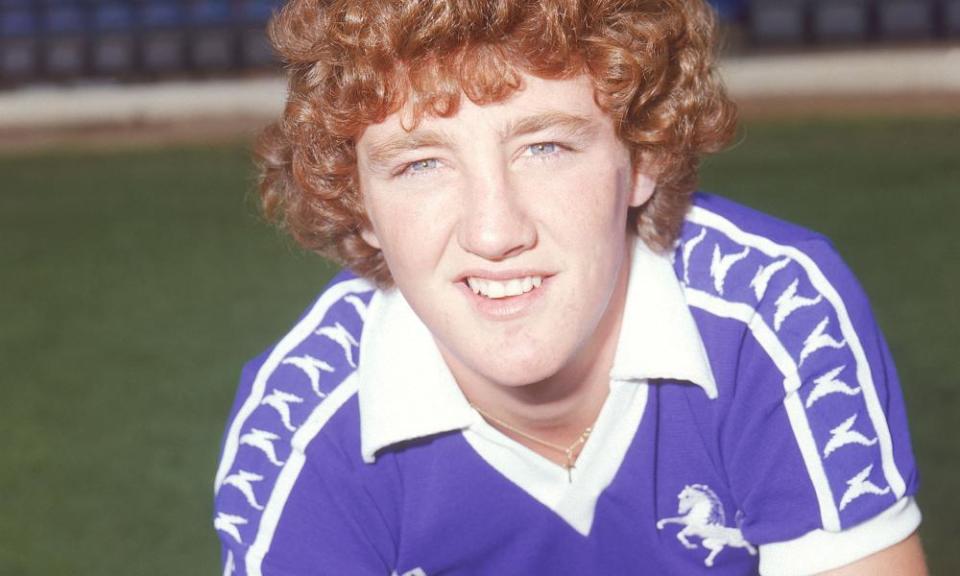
left=1, top=116, right=957, bottom=574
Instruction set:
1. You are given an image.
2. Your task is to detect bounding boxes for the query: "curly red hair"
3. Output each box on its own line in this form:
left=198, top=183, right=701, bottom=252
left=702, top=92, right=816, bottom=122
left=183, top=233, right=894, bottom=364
left=257, top=0, right=737, bottom=286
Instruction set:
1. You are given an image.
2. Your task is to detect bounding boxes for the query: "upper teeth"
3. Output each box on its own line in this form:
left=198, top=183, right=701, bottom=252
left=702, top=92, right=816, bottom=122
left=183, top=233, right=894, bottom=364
left=466, top=276, right=543, bottom=299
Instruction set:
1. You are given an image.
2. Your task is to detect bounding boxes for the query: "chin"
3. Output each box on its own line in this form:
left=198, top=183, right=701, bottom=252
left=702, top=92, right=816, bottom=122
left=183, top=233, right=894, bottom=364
left=484, top=370, right=548, bottom=389
left=470, top=348, right=566, bottom=389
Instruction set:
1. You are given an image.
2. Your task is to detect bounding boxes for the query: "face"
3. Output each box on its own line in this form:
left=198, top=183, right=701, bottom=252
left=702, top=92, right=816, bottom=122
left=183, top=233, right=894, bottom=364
left=357, top=73, right=655, bottom=391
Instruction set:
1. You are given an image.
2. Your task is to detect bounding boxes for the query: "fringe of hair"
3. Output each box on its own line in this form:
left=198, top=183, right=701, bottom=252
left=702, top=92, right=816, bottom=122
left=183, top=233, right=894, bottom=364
left=257, top=0, right=738, bottom=286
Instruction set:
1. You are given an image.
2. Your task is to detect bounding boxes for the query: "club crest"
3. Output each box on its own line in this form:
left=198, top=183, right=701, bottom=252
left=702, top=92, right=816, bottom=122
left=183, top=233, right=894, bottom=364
left=656, top=484, right=757, bottom=567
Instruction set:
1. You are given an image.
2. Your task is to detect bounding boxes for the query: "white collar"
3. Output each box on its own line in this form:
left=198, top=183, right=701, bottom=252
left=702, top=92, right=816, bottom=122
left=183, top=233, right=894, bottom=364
left=357, top=239, right=717, bottom=463
left=608, top=241, right=718, bottom=398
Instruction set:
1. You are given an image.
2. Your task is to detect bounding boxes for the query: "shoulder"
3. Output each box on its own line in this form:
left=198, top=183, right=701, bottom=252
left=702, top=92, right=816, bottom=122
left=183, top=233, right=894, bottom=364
left=677, top=192, right=846, bottom=298
left=671, top=194, right=920, bottom=571
left=676, top=192, right=875, bottom=365
left=685, top=192, right=828, bottom=247
left=213, top=270, right=379, bottom=560
left=675, top=193, right=877, bottom=415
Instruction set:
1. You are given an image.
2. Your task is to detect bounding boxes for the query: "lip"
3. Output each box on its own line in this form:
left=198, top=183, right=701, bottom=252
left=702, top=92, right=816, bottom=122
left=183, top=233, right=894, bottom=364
left=455, top=271, right=554, bottom=320
left=455, top=269, right=554, bottom=283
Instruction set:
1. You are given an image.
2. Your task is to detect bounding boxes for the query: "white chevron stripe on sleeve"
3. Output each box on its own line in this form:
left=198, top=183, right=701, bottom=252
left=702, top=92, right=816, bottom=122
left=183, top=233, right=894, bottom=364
left=684, top=288, right=840, bottom=532
left=215, top=278, right=374, bottom=491
left=245, top=375, right=360, bottom=576
left=682, top=227, right=708, bottom=285
left=750, top=257, right=791, bottom=301
left=710, top=244, right=751, bottom=295
left=806, top=365, right=861, bottom=408
left=839, top=464, right=891, bottom=511
left=773, top=279, right=823, bottom=331
left=824, top=414, right=878, bottom=458
left=687, top=207, right=906, bottom=505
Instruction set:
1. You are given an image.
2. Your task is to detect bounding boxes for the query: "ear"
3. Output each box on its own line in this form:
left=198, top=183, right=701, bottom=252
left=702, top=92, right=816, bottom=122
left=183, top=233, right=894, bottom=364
left=360, top=226, right=381, bottom=250
left=629, top=170, right=657, bottom=208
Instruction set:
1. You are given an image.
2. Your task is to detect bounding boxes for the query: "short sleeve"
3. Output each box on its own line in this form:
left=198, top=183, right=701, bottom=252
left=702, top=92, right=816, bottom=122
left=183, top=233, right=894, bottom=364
left=718, top=238, right=920, bottom=575
left=212, top=272, right=394, bottom=575
left=216, top=423, right=396, bottom=576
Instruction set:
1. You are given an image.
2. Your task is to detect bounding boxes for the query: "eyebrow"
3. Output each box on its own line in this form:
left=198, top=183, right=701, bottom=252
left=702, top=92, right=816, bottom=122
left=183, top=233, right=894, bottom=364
left=363, top=111, right=600, bottom=168
left=501, top=111, right=598, bottom=141
left=364, top=130, right=455, bottom=168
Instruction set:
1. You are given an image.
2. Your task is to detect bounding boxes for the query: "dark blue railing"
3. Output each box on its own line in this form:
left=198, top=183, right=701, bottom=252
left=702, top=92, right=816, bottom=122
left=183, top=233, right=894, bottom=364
left=709, top=0, right=747, bottom=21
left=1, top=1, right=956, bottom=87
left=745, top=0, right=956, bottom=46
left=0, top=0, right=285, bottom=85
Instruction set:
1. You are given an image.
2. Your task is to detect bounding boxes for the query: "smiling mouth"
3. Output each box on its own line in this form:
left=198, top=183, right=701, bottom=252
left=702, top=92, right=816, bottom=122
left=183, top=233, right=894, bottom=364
left=465, top=276, right=544, bottom=299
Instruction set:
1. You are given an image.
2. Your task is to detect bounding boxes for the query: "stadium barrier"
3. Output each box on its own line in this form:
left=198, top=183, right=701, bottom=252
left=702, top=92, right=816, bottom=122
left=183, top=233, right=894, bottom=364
left=2, top=0, right=958, bottom=88
left=747, top=0, right=960, bottom=46
left=0, top=0, right=282, bottom=87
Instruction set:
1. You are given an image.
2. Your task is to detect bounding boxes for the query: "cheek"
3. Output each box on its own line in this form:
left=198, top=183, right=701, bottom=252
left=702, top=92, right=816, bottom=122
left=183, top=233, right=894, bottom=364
left=369, top=198, right=456, bottom=281
left=545, top=168, right=631, bottom=251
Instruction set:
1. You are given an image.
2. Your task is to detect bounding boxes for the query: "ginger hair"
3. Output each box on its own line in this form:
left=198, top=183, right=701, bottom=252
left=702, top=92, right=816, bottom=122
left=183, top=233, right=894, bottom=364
left=257, top=0, right=737, bottom=286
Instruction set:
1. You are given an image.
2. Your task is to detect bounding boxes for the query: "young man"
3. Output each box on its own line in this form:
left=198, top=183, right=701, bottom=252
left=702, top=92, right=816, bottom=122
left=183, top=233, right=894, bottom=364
left=214, top=1, right=925, bottom=574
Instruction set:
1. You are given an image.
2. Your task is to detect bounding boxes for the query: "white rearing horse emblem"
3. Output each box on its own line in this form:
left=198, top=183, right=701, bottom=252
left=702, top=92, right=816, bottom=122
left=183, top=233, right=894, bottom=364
left=656, top=484, right=757, bottom=567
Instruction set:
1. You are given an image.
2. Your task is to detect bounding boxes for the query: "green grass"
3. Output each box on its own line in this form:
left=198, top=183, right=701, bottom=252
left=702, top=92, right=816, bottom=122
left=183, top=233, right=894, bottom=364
left=0, top=144, right=338, bottom=575
left=1, top=116, right=957, bottom=574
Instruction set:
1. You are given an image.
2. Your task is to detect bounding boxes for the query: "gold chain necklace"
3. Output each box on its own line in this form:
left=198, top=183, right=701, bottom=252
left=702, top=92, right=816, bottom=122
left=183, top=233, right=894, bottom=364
left=470, top=404, right=593, bottom=483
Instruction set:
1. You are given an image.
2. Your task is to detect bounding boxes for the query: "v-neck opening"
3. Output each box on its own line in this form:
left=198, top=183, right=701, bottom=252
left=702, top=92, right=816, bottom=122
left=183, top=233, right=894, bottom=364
left=461, top=380, right=650, bottom=536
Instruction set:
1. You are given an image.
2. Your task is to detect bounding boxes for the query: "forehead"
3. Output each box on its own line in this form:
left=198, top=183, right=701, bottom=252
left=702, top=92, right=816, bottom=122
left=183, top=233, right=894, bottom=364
left=357, top=74, right=611, bottom=150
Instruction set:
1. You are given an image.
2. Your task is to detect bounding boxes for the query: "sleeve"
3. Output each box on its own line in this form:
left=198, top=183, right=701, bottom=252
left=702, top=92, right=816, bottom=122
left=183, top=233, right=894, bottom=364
left=214, top=273, right=388, bottom=575
left=216, top=431, right=396, bottom=576
left=718, top=237, right=920, bottom=576
left=214, top=343, right=396, bottom=575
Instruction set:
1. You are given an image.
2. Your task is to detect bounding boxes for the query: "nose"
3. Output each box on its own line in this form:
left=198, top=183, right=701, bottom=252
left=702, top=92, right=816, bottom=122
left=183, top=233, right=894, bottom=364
left=457, top=168, right=537, bottom=261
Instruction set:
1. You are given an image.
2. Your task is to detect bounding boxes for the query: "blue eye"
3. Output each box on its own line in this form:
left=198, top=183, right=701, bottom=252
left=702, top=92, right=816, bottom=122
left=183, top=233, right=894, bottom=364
left=527, top=143, right=558, bottom=156
left=406, top=158, right=439, bottom=173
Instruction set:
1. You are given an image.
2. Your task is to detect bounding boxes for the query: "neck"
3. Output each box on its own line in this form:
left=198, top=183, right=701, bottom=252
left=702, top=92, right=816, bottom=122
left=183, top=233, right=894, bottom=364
left=453, top=246, right=632, bottom=453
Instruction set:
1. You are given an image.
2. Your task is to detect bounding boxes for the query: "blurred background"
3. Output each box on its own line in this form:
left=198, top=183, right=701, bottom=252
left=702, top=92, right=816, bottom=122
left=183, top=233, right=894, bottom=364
left=1, top=1, right=958, bottom=574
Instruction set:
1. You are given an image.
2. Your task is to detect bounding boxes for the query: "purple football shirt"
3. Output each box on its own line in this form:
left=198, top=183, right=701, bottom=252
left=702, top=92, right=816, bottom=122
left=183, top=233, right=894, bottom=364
left=214, top=193, right=919, bottom=575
